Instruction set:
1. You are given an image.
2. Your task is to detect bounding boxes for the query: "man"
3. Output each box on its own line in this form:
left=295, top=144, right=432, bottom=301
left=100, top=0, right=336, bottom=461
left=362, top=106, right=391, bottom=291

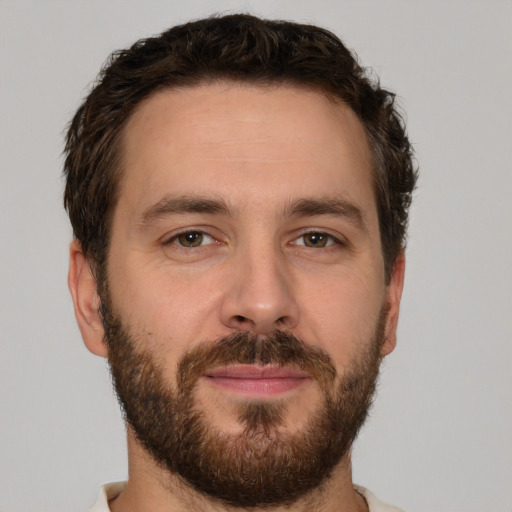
left=64, top=13, right=416, bottom=512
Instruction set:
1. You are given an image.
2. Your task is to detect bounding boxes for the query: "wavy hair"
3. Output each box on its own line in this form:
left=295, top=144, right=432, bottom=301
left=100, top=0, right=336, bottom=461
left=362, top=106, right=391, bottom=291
left=64, top=14, right=417, bottom=282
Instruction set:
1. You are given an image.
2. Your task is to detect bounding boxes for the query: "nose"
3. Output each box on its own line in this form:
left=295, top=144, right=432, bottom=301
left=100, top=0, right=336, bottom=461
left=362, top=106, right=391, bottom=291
left=220, top=246, right=300, bottom=335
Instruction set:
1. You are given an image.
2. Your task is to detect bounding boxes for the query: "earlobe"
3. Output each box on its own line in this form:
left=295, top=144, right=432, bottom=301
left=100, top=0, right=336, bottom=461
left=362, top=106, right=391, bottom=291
left=68, top=240, right=108, bottom=357
left=380, top=252, right=406, bottom=357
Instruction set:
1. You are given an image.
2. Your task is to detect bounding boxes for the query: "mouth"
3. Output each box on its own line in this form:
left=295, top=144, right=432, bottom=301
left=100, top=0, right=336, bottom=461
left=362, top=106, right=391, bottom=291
left=204, top=365, right=310, bottom=397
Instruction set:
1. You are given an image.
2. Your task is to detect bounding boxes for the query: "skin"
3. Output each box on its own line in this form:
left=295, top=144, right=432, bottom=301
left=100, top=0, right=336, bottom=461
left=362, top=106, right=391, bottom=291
left=68, top=83, right=405, bottom=512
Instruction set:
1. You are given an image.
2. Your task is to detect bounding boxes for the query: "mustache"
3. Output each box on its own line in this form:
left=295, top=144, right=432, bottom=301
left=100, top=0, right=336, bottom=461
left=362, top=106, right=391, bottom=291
left=177, top=331, right=337, bottom=394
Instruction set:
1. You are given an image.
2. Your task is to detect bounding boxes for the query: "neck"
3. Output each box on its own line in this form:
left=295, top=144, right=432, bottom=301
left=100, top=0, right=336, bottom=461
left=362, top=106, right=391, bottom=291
left=109, top=430, right=367, bottom=512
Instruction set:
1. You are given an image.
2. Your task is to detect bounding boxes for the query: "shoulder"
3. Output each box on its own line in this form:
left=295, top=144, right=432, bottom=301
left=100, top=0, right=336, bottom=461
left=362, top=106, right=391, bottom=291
left=86, top=482, right=126, bottom=512
left=355, top=485, right=406, bottom=512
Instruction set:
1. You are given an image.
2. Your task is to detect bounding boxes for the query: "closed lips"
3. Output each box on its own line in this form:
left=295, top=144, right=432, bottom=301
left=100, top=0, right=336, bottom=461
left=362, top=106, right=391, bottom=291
left=205, top=365, right=310, bottom=395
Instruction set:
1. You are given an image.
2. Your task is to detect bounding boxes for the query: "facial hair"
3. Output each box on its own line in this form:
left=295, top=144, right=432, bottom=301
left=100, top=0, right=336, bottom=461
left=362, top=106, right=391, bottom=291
left=102, top=301, right=385, bottom=508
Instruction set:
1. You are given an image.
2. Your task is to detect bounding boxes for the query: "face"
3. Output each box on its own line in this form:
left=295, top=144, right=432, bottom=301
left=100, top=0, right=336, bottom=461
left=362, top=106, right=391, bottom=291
left=70, top=83, right=404, bottom=507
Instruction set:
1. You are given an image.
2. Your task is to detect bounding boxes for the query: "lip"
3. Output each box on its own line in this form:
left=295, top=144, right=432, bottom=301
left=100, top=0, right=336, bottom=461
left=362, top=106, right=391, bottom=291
left=204, top=365, right=310, bottom=396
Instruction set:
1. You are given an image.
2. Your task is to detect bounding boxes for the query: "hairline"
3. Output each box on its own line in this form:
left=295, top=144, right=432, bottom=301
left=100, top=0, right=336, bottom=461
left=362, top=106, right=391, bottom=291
left=92, top=77, right=391, bottom=281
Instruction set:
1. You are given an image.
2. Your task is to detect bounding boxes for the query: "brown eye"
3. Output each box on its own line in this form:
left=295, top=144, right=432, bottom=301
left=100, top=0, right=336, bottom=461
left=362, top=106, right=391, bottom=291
left=303, top=232, right=331, bottom=247
left=176, top=231, right=205, bottom=247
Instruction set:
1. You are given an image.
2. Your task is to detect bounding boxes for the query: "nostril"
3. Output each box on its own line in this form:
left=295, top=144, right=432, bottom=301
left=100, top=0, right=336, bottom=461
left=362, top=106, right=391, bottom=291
left=276, top=316, right=287, bottom=325
left=235, top=315, right=247, bottom=324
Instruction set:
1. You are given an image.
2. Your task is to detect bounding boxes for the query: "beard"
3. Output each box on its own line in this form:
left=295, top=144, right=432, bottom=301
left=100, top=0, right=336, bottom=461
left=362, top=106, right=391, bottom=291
left=101, top=297, right=385, bottom=508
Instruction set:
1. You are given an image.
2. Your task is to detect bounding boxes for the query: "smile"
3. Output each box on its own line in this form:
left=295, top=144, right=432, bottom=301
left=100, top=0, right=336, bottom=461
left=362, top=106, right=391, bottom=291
left=204, top=365, right=311, bottom=397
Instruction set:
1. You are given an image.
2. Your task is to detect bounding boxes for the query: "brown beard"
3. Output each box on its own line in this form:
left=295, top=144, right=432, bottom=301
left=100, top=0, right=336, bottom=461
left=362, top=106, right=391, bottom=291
left=102, top=302, right=385, bottom=508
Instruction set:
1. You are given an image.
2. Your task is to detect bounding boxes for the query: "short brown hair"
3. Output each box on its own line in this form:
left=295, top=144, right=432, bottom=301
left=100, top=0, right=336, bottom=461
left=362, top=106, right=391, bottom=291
left=64, top=13, right=417, bottom=282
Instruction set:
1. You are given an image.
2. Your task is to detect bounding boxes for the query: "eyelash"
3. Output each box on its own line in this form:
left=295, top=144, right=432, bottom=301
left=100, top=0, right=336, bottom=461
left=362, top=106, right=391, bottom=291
left=164, top=230, right=217, bottom=248
left=291, top=231, right=342, bottom=248
left=164, top=229, right=343, bottom=250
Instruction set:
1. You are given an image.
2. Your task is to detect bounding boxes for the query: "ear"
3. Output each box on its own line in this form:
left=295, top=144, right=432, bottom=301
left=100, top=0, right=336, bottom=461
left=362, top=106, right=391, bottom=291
left=68, top=240, right=108, bottom=357
left=380, top=252, right=406, bottom=357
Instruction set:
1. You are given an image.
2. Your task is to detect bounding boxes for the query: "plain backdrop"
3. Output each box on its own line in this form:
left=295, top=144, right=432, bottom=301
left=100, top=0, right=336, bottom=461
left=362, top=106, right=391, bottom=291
left=1, top=1, right=511, bottom=511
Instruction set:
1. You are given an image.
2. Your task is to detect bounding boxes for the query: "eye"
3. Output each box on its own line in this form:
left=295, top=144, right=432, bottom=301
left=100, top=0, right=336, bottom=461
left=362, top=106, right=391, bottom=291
left=169, top=231, right=214, bottom=248
left=292, top=232, right=339, bottom=248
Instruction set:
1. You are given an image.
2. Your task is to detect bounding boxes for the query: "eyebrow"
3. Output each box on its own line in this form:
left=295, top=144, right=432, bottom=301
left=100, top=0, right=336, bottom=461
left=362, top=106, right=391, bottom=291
left=286, top=198, right=368, bottom=231
left=137, top=194, right=367, bottom=231
left=138, top=195, right=230, bottom=228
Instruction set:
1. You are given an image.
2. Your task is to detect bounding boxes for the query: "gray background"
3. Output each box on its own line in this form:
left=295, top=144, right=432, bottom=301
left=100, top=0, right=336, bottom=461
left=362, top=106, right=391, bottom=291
left=1, top=1, right=511, bottom=511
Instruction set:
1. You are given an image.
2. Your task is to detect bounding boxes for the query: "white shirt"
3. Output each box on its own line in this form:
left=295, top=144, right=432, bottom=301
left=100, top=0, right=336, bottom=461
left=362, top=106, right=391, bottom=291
left=87, top=482, right=405, bottom=511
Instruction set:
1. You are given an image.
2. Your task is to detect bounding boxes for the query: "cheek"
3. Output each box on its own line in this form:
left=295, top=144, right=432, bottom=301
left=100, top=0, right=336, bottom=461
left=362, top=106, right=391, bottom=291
left=109, top=260, right=225, bottom=355
left=150, top=291, right=218, bottom=341
left=296, top=267, right=385, bottom=367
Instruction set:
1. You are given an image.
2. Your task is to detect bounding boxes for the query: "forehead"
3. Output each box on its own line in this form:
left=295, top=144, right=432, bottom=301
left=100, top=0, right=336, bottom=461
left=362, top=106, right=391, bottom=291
left=118, top=82, right=376, bottom=220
